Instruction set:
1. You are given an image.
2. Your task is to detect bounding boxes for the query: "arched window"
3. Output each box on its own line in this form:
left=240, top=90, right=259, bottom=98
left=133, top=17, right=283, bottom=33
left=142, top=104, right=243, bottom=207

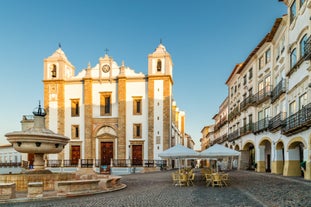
left=290, top=48, right=297, bottom=68
left=157, top=59, right=162, bottom=72
left=290, top=0, right=296, bottom=23
left=51, top=64, right=57, bottom=78
left=300, top=34, right=307, bottom=58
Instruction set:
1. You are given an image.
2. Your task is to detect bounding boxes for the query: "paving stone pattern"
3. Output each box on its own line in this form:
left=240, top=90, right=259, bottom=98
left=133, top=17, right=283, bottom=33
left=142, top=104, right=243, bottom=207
left=1, top=170, right=311, bottom=207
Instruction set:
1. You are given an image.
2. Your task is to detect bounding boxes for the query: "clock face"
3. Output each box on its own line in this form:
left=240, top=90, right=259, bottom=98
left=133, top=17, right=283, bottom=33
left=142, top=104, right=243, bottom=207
left=102, top=64, right=110, bottom=73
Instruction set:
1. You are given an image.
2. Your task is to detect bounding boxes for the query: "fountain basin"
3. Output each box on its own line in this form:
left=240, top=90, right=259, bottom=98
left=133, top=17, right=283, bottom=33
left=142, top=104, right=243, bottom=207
left=6, top=134, right=69, bottom=154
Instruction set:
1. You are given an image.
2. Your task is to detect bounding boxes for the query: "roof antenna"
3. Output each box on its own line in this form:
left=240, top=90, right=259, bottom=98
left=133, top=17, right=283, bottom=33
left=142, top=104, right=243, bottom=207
left=160, top=38, right=162, bottom=44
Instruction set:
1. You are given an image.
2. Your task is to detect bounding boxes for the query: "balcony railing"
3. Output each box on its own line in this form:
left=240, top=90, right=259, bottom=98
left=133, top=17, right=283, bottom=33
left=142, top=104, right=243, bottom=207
left=253, top=117, right=269, bottom=134
left=240, top=95, right=256, bottom=111
left=255, top=86, right=271, bottom=105
left=282, top=103, right=311, bottom=136
left=228, top=130, right=240, bottom=142
left=240, top=123, right=253, bottom=136
left=214, top=118, right=228, bottom=131
left=271, top=79, right=286, bottom=103
left=212, top=134, right=228, bottom=145
left=304, top=35, right=311, bottom=60
left=268, top=112, right=286, bottom=132
left=0, top=162, right=21, bottom=167
left=228, top=106, right=240, bottom=122
left=46, top=160, right=62, bottom=167
left=111, top=159, right=167, bottom=168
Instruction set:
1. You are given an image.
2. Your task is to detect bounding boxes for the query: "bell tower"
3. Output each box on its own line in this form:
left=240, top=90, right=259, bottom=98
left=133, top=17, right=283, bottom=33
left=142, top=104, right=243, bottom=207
left=43, top=47, right=75, bottom=81
left=148, top=43, right=173, bottom=159
left=148, top=43, right=173, bottom=77
left=43, top=46, right=75, bottom=156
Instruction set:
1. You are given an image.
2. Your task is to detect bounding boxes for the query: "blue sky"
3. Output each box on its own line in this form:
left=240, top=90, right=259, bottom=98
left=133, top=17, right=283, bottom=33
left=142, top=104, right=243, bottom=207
left=0, top=0, right=286, bottom=149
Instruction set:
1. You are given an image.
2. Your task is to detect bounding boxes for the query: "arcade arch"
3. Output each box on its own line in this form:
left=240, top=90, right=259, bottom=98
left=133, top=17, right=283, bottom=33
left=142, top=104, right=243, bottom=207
left=240, top=141, right=255, bottom=170
left=257, top=138, right=272, bottom=173
left=283, top=137, right=306, bottom=177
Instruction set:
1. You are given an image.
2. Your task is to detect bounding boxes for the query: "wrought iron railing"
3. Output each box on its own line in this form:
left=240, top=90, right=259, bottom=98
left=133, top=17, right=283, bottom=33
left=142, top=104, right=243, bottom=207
left=240, top=95, right=256, bottom=111
left=81, top=159, right=93, bottom=168
left=213, top=134, right=228, bottom=144
left=255, top=86, right=271, bottom=105
left=228, top=130, right=240, bottom=142
left=268, top=112, right=286, bottom=131
left=155, top=160, right=167, bottom=168
left=282, top=103, right=311, bottom=135
left=46, top=160, right=62, bottom=167
left=0, top=162, right=21, bottom=167
left=253, top=117, right=269, bottom=134
left=228, top=106, right=240, bottom=121
left=63, top=159, right=79, bottom=167
left=111, top=159, right=128, bottom=167
left=240, top=123, right=253, bottom=136
left=271, top=79, right=286, bottom=103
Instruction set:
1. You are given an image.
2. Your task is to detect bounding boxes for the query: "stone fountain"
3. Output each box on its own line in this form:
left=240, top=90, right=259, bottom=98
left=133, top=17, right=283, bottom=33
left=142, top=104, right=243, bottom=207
left=5, top=103, right=70, bottom=173
left=2, top=104, right=125, bottom=201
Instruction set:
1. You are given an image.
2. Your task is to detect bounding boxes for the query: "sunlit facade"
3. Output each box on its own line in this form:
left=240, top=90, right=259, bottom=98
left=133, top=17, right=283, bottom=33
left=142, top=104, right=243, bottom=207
left=42, top=44, right=190, bottom=167
left=206, top=0, right=311, bottom=179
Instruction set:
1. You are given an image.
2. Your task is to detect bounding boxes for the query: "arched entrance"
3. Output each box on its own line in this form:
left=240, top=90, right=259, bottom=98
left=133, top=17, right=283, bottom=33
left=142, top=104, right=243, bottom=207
left=240, top=142, right=255, bottom=170
left=284, top=138, right=306, bottom=177
left=96, top=125, right=118, bottom=173
left=258, top=139, right=272, bottom=173
left=272, top=141, right=284, bottom=174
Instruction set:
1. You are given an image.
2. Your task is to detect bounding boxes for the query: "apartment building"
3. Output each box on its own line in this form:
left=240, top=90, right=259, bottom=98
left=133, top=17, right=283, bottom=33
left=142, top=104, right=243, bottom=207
left=207, top=0, right=311, bottom=180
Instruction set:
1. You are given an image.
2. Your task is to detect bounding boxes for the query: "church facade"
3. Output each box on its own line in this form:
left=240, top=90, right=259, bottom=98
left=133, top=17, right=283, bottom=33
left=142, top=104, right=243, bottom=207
left=42, top=44, right=187, bottom=166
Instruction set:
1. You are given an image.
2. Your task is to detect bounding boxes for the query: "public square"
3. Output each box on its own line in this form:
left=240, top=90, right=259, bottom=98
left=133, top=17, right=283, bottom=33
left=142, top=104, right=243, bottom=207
left=2, top=170, right=311, bottom=207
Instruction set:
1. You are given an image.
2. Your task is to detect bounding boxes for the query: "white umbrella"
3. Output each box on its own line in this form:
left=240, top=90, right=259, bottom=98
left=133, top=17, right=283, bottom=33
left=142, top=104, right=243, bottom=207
left=200, top=144, right=240, bottom=158
left=159, top=144, right=199, bottom=171
left=159, top=144, right=199, bottom=159
left=200, top=144, right=240, bottom=172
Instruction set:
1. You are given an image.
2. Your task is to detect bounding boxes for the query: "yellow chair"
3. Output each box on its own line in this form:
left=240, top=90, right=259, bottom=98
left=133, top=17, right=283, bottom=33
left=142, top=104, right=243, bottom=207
left=205, top=174, right=212, bottom=187
left=188, top=173, right=195, bottom=186
left=212, top=173, right=223, bottom=187
left=221, top=173, right=229, bottom=187
left=178, top=173, right=189, bottom=187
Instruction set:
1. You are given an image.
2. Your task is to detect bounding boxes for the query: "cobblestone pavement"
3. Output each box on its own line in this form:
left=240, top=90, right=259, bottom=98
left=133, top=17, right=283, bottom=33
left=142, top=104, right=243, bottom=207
left=1, top=170, right=311, bottom=207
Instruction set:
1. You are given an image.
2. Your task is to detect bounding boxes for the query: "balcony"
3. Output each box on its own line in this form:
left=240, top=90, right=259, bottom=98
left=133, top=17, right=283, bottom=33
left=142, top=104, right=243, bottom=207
left=228, top=130, right=240, bottom=142
left=304, top=36, right=311, bottom=60
left=212, top=134, right=228, bottom=145
left=253, top=117, right=269, bottom=134
left=255, top=86, right=271, bottom=105
left=282, top=103, right=311, bottom=136
left=271, top=79, right=286, bottom=103
left=240, top=123, right=253, bottom=136
left=228, top=106, right=240, bottom=122
left=240, top=95, right=257, bottom=111
left=214, top=118, right=228, bottom=131
left=268, top=112, right=286, bottom=132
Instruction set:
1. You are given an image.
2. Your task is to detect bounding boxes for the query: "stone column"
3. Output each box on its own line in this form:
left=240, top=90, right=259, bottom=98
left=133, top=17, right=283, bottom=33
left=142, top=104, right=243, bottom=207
left=271, top=148, right=284, bottom=174
left=33, top=153, right=45, bottom=170
left=283, top=148, right=301, bottom=176
left=257, top=145, right=266, bottom=172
